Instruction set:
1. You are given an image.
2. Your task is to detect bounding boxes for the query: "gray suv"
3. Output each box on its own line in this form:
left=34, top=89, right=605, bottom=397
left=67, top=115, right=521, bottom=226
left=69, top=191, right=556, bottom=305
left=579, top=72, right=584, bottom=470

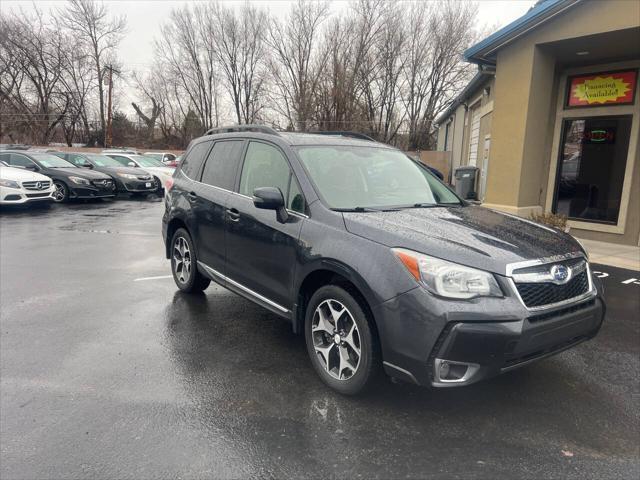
left=162, top=125, right=605, bottom=395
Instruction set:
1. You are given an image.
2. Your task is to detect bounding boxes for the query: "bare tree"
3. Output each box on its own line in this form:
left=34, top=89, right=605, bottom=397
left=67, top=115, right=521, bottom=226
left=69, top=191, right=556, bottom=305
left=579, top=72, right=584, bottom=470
left=155, top=4, right=220, bottom=132
left=402, top=0, right=479, bottom=150
left=0, top=8, right=71, bottom=144
left=131, top=73, right=162, bottom=144
left=266, top=0, right=330, bottom=130
left=58, top=0, right=126, bottom=145
left=206, top=2, right=268, bottom=124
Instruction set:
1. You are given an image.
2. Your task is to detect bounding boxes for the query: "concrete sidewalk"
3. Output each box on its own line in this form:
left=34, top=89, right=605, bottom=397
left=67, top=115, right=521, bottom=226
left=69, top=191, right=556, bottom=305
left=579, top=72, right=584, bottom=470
left=578, top=238, right=640, bottom=271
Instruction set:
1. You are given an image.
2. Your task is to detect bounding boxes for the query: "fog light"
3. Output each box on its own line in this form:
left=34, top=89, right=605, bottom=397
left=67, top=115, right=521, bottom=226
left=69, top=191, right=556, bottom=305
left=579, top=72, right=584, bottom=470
left=434, top=358, right=480, bottom=383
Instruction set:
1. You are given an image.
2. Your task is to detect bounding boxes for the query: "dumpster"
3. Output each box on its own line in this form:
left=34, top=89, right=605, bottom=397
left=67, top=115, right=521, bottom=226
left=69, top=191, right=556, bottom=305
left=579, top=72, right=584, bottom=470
left=454, top=166, right=479, bottom=200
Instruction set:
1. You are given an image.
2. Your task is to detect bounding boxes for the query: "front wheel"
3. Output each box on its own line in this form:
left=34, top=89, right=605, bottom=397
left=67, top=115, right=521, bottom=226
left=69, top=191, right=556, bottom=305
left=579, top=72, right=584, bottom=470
left=52, top=181, right=68, bottom=203
left=170, top=228, right=210, bottom=293
left=305, top=285, right=381, bottom=395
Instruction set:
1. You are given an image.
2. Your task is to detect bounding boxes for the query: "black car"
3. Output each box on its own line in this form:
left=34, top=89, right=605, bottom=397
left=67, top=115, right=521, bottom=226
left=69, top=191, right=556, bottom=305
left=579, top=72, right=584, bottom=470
left=162, top=125, right=605, bottom=395
left=0, top=151, right=116, bottom=202
left=53, top=152, right=157, bottom=195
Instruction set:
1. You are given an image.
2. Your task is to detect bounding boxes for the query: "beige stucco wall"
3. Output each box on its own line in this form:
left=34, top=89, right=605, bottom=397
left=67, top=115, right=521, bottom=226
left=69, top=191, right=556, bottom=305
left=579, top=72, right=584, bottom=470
left=484, top=0, right=640, bottom=244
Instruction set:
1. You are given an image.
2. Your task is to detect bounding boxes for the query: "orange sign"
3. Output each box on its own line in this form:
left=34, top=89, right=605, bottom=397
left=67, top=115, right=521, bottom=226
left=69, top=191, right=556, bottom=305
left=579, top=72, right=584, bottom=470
left=567, top=70, right=637, bottom=107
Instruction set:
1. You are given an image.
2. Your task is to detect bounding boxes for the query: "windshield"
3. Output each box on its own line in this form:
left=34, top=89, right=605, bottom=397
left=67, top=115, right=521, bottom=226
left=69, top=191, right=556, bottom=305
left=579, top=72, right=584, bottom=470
left=296, top=146, right=461, bottom=210
left=85, top=154, right=124, bottom=167
left=31, top=153, right=76, bottom=168
left=133, top=155, right=164, bottom=167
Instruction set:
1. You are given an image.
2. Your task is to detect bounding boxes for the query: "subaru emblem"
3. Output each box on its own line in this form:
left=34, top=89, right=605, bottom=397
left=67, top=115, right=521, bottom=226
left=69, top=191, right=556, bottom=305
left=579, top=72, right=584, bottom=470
left=550, top=264, right=571, bottom=284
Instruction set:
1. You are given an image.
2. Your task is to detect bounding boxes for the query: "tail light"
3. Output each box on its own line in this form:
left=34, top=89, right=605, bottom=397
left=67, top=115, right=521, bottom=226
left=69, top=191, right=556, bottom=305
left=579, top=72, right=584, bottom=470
left=165, top=177, right=174, bottom=191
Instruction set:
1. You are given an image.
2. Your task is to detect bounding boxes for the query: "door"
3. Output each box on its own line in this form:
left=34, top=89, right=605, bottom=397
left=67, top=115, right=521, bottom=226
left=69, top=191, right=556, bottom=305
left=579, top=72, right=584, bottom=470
left=467, top=102, right=481, bottom=167
left=479, top=135, right=490, bottom=201
left=194, top=140, right=244, bottom=275
left=553, top=115, right=632, bottom=224
left=225, top=141, right=306, bottom=311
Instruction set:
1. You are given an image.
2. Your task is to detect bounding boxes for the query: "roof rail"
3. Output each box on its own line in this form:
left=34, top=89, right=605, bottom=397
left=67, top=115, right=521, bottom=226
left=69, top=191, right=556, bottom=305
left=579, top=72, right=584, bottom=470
left=312, top=131, right=375, bottom=142
left=205, top=124, right=280, bottom=137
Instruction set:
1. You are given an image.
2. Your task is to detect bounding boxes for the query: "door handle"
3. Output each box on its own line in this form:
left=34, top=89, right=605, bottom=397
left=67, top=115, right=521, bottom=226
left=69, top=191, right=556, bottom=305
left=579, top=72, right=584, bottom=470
left=226, top=208, right=240, bottom=222
left=187, top=191, right=198, bottom=202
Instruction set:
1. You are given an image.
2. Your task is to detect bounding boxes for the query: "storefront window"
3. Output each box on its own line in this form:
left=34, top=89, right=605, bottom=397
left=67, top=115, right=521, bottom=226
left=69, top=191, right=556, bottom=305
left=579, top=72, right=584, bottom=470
left=553, top=115, right=632, bottom=224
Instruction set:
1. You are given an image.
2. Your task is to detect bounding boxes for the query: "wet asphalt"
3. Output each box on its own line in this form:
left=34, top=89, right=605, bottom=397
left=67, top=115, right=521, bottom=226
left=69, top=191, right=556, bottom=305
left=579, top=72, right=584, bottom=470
left=0, top=198, right=638, bottom=480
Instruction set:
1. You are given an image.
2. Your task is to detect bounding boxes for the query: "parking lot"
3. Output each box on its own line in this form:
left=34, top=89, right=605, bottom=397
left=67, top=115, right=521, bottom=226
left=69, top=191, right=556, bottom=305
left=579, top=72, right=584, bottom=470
left=1, top=199, right=638, bottom=479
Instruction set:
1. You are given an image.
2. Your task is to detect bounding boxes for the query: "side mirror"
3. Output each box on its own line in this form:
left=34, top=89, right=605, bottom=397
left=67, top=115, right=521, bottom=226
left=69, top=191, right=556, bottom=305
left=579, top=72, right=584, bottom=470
left=253, top=187, right=288, bottom=223
left=81, top=162, right=93, bottom=168
left=128, top=162, right=136, bottom=167
left=25, top=164, right=38, bottom=171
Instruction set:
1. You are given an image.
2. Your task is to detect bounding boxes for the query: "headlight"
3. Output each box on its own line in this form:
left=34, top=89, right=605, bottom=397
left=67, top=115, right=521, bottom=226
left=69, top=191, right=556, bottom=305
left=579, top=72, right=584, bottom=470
left=69, top=176, right=90, bottom=185
left=117, top=173, right=137, bottom=179
left=393, top=248, right=503, bottom=299
left=0, top=179, right=20, bottom=189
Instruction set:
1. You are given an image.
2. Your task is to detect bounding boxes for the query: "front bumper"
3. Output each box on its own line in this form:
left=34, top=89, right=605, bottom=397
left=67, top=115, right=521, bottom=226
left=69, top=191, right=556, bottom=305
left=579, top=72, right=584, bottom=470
left=373, top=278, right=605, bottom=388
left=0, top=187, right=55, bottom=204
left=122, top=178, right=157, bottom=193
left=69, top=183, right=116, bottom=199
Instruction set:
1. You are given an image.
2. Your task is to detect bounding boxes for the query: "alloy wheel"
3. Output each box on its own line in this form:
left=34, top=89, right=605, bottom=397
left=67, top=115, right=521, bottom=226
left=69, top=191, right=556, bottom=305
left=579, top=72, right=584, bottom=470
left=312, top=299, right=361, bottom=380
left=53, top=182, right=66, bottom=202
left=172, top=236, right=192, bottom=284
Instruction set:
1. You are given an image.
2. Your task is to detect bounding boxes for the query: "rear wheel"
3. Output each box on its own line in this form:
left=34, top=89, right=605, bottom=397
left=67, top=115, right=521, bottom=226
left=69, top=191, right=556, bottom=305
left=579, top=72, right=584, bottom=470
left=170, top=228, right=210, bottom=293
left=304, top=285, right=380, bottom=395
left=52, top=181, right=68, bottom=203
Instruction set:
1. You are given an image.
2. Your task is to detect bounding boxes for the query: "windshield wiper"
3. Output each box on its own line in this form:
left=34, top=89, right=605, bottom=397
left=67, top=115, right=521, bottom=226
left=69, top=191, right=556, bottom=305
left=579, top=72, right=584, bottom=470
left=331, top=206, right=402, bottom=212
left=407, top=202, right=462, bottom=208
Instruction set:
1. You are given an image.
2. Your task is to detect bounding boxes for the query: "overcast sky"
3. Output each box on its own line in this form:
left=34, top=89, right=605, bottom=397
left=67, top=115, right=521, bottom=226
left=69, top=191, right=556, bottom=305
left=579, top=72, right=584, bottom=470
left=3, top=0, right=535, bottom=114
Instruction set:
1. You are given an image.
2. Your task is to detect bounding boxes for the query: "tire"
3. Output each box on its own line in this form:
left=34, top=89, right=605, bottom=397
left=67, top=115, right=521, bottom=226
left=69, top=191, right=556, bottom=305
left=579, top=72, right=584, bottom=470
left=170, top=228, right=210, bottom=293
left=304, top=285, right=381, bottom=395
left=52, top=180, right=68, bottom=203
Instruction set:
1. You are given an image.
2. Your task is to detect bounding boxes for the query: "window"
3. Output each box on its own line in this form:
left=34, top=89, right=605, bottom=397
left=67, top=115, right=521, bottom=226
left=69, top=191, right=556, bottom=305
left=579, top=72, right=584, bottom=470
left=553, top=115, right=632, bottom=224
left=66, top=154, right=87, bottom=167
left=297, top=146, right=459, bottom=209
left=201, top=140, right=244, bottom=190
left=239, top=142, right=305, bottom=213
left=180, top=141, right=211, bottom=179
left=109, top=155, right=132, bottom=167
left=6, top=154, right=36, bottom=169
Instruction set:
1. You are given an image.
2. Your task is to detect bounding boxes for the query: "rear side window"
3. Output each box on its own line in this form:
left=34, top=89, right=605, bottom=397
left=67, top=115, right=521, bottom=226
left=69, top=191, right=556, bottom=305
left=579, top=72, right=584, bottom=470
left=200, top=140, right=244, bottom=190
left=109, top=155, right=131, bottom=166
left=180, top=141, right=211, bottom=179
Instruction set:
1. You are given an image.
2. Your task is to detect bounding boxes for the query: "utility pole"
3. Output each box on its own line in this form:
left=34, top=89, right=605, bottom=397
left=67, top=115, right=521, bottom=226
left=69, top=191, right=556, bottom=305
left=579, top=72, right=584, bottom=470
left=105, top=65, right=113, bottom=148
left=104, top=65, right=120, bottom=148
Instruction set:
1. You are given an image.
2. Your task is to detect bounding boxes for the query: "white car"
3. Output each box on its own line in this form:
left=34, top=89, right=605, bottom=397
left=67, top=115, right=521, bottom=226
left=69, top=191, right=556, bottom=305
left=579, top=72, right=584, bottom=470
left=0, top=163, right=55, bottom=205
left=104, top=153, right=174, bottom=193
left=144, top=151, right=178, bottom=167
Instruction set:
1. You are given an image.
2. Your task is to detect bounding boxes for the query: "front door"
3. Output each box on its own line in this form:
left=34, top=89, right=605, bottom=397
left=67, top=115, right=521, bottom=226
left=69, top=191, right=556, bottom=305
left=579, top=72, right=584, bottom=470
left=225, top=141, right=306, bottom=312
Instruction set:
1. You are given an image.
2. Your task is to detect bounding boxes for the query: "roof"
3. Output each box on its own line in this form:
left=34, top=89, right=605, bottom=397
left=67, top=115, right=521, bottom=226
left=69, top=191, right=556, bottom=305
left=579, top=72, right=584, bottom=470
left=464, top=0, right=581, bottom=65
left=201, top=129, right=394, bottom=148
left=434, top=72, right=492, bottom=125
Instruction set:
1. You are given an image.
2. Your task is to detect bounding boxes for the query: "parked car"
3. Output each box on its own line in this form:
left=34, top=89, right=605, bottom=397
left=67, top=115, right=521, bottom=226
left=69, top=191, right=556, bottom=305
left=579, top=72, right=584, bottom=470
left=53, top=152, right=157, bottom=195
left=1, top=162, right=55, bottom=205
left=0, top=151, right=116, bottom=203
left=102, top=148, right=139, bottom=155
left=144, top=151, right=179, bottom=167
left=162, top=125, right=605, bottom=395
left=104, top=153, right=174, bottom=194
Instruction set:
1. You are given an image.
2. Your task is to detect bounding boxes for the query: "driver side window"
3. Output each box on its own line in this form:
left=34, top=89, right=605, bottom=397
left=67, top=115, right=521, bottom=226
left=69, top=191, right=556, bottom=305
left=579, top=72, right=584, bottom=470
left=239, top=142, right=305, bottom=213
left=8, top=154, right=36, bottom=169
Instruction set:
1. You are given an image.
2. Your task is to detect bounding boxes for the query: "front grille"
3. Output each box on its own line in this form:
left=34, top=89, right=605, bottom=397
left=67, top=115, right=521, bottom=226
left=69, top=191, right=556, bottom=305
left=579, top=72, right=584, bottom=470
left=137, top=175, right=152, bottom=181
left=528, top=298, right=596, bottom=323
left=91, top=180, right=114, bottom=189
left=516, top=268, right=589, bottom=308
left=22, top=180, right=51, bottom=190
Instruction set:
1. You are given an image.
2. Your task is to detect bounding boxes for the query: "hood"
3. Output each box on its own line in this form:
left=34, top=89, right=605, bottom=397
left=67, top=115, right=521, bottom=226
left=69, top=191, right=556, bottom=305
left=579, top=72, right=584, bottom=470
left=95, top=166, right=150, bottom=177
left=143, top=166, right=174, bottom=176
left=342, top=205, right=582, bottom=275
left=0, top=166, right=51, bottom=182
left=50, top=167, right=112, bottom=180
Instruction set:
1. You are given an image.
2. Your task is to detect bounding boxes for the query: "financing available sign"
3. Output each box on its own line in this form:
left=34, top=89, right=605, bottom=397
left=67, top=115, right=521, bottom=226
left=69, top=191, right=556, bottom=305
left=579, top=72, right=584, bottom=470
left=567, top=70, right=637, bottom=107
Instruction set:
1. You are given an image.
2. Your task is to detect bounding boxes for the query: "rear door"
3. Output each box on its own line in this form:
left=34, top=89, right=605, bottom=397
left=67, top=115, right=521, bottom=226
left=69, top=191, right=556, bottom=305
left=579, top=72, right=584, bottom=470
left=194, top=140, right=245, bottom=277
left=224, top=141, right=306, bottom=312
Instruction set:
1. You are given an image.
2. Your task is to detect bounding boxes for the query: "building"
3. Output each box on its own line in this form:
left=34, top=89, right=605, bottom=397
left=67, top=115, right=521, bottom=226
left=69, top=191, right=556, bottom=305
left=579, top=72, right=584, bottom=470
left=436, top=0, right=640, bottom=246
